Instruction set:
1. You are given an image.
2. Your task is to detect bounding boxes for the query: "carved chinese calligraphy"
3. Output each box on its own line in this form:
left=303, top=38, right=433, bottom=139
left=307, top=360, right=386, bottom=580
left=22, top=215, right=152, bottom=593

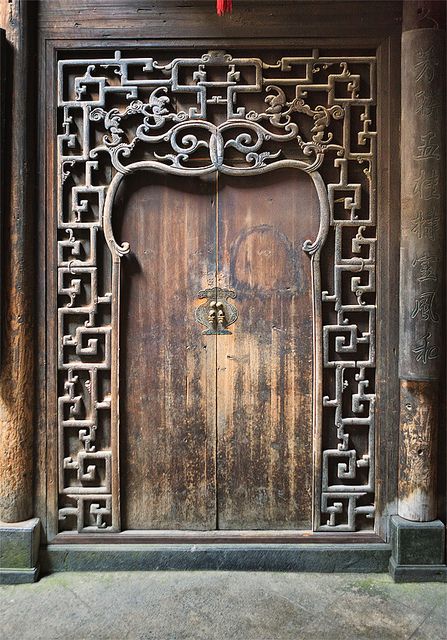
left=400, top=33, right=445, bottom=383
left=56, top=49, right=377, bottom=532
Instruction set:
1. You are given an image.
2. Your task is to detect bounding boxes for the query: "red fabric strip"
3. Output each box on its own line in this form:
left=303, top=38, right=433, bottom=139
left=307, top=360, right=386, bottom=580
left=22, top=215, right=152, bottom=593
left=217, top=0, right=232, bottom=15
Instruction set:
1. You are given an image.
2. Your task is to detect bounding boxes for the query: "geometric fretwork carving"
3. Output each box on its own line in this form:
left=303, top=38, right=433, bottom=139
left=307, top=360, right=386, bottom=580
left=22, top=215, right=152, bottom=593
left=57, top=49, right=376, bottom=532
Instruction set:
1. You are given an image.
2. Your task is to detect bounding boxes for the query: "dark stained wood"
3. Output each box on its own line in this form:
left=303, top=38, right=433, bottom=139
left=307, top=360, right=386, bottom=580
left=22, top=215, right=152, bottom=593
left=117, top=173, right=217, bottom=530
left=116, top=169, right=317, bottom=532
left=35, top=2, right=407, bottom=543
left=374, top=33, right=401, bottom=541
left=37, top=1, right=402, bottom=41
left=216, top=171, right=318, bottom=529
left=0, top=28, right=4, bottom=363
left=402, top=0, right=446, bottom=31
left=0, top=0, right=36, bottom=523
left=38, top=33, right=57, bottom=543
left=398, top=18, right=445, bottom=523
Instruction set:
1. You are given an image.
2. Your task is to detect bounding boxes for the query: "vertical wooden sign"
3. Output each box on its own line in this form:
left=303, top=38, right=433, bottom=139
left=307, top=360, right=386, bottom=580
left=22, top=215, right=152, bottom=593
left=400, top=30, right=445, bottom=381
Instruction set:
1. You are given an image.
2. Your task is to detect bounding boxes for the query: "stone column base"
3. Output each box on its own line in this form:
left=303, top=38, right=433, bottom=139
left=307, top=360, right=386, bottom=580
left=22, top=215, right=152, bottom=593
left=389, top=516, right=446, bottom=582
left=0, top=518, right=40, bottom=584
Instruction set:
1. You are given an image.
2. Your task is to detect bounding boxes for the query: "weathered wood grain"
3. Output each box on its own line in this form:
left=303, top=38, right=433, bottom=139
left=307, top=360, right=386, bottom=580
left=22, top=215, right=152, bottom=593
left=399, top=380, right=439, bottom=522
left=374, top=33, right=401, bottom=540
left=0, top=0, right=35, bottom=523
left=36, top=1, right=402, bottom=41
left=216, top=170, right=318, bottom=529
left=33, top=1, right=407, bottom=540
left=116, top=169, right=317, bottom=531
left=398, top=5, right=445, bottom=523
left=117, top=172, right=217, bottom=530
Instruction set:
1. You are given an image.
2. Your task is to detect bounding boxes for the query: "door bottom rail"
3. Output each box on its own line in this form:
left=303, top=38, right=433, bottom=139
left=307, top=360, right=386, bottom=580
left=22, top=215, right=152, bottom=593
left=49, top=530, right=384, bottom=545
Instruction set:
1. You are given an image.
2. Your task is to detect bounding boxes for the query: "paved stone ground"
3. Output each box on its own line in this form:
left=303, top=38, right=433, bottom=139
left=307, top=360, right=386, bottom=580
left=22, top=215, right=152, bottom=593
left=0, top=571, right=446, bottom=640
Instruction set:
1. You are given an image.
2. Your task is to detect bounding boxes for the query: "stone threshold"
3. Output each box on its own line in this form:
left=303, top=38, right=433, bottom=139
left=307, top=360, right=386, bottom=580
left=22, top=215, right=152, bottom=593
left=41, top=542, right=392, bottom=574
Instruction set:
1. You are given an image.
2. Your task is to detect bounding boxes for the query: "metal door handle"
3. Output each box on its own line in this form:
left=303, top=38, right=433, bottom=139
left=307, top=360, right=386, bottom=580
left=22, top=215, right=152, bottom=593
left=195, top=287, right=238, bottom=335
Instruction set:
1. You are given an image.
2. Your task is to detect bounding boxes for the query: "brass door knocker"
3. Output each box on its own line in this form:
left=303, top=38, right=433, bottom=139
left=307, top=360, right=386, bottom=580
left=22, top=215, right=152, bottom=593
left=195, top=287, right=238, bottom=335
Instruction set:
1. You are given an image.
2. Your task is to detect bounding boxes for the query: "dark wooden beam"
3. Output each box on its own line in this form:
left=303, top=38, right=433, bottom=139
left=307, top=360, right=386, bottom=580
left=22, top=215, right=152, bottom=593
left=402, top=0, right=446, bottom=31
left=0, top=0, right=36, bottom=523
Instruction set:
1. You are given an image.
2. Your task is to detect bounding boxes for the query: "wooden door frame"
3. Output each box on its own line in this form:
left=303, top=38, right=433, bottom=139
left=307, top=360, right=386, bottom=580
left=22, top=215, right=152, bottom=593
left=36, top=40, right=400, bottom=542
left=33, top=3, right=403, bottom=547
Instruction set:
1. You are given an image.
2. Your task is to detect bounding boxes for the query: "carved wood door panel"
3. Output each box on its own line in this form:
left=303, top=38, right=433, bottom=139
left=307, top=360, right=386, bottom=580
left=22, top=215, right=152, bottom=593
left=54, top=48, right=378, bottom=536
left=115, top=169, right=317, bottom=531
left=117, top=173, right=217, bottom=530
left=216, top=172, right=317, bottom=530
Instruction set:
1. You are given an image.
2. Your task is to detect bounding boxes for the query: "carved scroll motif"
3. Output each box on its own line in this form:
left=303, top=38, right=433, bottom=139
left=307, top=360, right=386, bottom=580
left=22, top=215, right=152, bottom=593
left=57, top=49, right=377, bottom=532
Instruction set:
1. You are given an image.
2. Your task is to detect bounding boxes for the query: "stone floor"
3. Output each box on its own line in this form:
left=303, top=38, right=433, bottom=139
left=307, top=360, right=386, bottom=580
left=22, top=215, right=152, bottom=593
left=0, top=571, right=446, bottom=640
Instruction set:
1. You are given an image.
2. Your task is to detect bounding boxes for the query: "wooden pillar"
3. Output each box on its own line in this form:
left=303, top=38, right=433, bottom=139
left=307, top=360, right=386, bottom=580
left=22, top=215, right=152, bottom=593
left=0, top=1, right=35, bottom=523
left=398, top=1, right=446, bottom=522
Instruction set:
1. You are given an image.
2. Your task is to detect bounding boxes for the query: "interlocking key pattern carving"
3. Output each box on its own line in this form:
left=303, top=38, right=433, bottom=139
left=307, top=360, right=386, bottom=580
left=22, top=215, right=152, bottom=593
left=57, top=49, right=377, bottom=532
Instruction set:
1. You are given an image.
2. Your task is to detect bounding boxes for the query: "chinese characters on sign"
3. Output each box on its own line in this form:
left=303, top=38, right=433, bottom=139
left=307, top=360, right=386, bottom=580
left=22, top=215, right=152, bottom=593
left=412, top=332, right=439, bottom=365
left=407, top=44, right=443, bottom=374
left=411, top=255, right=438, bottom=282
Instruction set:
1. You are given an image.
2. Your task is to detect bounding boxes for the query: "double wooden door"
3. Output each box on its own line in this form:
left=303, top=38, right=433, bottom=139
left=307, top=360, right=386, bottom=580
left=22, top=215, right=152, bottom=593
left=116, top=167, right=318, bottom=531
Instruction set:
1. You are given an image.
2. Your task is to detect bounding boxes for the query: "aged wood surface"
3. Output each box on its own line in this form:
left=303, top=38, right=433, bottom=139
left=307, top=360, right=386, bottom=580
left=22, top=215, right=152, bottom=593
left=35, top=3, right=401, bottom=539
left=216, top=171, right=316, bottom=529
left=399, top=29, right=445, bottom=382
left=402, top=0, right=446, bottom=31
left=42, top=33, right=58, bottom=541
left=399, top=380, right=438, bottom=522
left=37, top=0, right=402, bottom=40
left=52, top=47, right=377, bottom=534
left=374, top=34, right=401, bottom=539
left=117, top=173, right=217, bottom=529
left=117, top=169, right=316, bottom=530
left=0, top=0, right=35, bottom=523
left=0, top=29, right=3, bottom=364
left=398, top=3, right=445, bottom=522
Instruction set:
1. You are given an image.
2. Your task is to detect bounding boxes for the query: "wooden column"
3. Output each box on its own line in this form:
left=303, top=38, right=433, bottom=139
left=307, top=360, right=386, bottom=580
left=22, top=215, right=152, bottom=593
left=399, top=1, right=446, bottom=522
left=0, top=1, right=35, bottom=522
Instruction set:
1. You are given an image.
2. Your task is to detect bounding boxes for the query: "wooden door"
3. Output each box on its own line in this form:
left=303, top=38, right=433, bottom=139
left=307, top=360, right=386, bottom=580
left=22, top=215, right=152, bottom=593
left=117, top=168, right=316, bottom=531
left=117, top=173, right=217, bottom=530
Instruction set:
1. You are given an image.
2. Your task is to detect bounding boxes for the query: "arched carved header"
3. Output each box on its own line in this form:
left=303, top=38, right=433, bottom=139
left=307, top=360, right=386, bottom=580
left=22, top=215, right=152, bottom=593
left=57, top=49, right=377, bottom=533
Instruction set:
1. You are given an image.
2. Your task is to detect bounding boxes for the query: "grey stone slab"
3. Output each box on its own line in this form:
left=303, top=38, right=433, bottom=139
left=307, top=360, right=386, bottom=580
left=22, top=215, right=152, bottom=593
left=251, top=570, right=347, bottom=614
left=41, top=542, right=392, bottom=574
left=298, top=587, right=427, bottom=640
left=0, top=567, right=39, bottom=585
left=340, top=573, right=447, bottom=615
left=0, top=518, right=41, bottom=584
left=64, top=569, right=345, bottom=632
left=390, top=558, right=447, bottom=583
left=1, top=571, right=316, bottom=640
left=0, top=518, right=40, bottom=569
left=390, top=516, right=445, bottom=566
left=1, top=571, right=445, bottom=640
left=0, top=574, right=109, bottom=640
left=409, top=602, right=447, bottom=640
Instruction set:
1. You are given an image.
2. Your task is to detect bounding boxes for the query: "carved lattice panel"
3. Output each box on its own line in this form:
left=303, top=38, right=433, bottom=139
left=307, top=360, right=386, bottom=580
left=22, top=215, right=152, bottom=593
left=56, top=49, right=376, bottom=532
